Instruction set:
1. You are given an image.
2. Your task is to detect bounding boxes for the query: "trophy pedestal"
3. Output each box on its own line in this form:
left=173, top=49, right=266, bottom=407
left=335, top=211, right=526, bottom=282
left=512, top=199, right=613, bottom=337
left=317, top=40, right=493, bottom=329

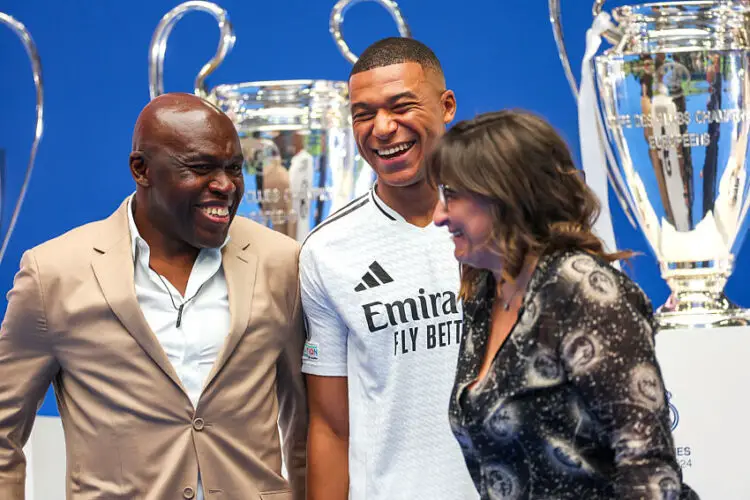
left=655, top=324, right=750, bottom=499
left=657, top=291, right=749, bottom=329
left=656, top=268, right=749, bottom=329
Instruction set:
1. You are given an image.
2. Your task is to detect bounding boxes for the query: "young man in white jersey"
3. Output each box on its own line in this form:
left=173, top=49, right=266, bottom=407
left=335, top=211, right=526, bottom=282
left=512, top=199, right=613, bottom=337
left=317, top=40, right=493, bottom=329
left=300, top=37, right=478, bottom=500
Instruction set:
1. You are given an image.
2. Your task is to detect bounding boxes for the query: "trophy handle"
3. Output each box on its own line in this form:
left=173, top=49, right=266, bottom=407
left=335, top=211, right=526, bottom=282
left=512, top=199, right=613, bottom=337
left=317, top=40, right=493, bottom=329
left=330, top=0, right=412, bottom=65
left=148, top=1, right=235, bottom=100
left=0, top=13, right=44, bottom=264
left=549, top=0, right=580, bottom=99
left=549, top=0, right=620, bottom=95
left=593, top=0, right=607, bottom=16
left=548, top=0, right=637, bottom=229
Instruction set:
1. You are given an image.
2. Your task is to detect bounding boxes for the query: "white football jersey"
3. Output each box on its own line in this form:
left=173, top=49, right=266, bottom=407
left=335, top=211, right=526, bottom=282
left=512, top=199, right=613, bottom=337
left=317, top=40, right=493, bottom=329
left=300, top=186, right=478, bottom=500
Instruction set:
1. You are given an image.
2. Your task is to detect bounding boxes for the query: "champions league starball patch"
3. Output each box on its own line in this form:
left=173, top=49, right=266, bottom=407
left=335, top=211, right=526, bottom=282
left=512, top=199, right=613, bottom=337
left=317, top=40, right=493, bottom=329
left=303, top=341, right=319, bottom=360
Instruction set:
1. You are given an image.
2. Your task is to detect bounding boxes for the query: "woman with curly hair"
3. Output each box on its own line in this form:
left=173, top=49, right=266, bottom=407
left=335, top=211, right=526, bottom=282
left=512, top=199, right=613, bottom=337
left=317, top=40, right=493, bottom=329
left=426, top=109, right=698, bottom=499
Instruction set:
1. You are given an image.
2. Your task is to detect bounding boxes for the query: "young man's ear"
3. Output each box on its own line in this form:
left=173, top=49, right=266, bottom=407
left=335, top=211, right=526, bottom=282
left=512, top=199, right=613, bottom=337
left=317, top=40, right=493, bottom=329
left=441, top=90, right=457, bottom=125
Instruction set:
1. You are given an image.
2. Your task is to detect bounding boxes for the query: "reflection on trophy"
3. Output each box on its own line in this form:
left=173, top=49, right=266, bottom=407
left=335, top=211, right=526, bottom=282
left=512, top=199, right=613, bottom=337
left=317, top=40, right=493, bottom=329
left=239, top=136, right=297, bottom=237
left=148, top=0, right=410, bottom=241
left=0, top=12, right=44, bottom=264
left=550, top=0, right=750, bottom=328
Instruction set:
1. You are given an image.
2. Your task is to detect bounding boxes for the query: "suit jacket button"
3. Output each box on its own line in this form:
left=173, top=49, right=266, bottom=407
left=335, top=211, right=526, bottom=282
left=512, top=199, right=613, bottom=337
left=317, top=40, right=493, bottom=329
left=193, top=417, right=205, bottom=431
left=183, top=486, right=195, bottom=499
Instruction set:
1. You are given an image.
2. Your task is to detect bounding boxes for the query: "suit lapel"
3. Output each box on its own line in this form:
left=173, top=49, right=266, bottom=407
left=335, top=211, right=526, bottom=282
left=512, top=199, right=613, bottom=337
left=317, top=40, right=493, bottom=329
left=91, top=201, right=188, bottom=394
left=203, top=236, right=258, bottom=390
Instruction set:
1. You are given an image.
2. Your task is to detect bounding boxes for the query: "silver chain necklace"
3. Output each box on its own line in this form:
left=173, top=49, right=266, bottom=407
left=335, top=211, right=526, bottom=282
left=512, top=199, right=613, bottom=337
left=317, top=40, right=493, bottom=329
left=497, top=279, right=523, bottom=311
left=155, top=273, right=206, bottom=328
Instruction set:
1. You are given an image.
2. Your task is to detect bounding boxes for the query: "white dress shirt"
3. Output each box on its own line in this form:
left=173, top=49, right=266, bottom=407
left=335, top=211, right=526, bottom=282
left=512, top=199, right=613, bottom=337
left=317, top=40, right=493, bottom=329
left=127, top=195, right=230, bottom=500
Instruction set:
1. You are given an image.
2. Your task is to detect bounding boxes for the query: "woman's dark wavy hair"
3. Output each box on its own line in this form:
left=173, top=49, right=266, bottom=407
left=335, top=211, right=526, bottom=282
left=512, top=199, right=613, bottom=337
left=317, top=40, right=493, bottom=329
left=425, top=109, right=632, bottom=300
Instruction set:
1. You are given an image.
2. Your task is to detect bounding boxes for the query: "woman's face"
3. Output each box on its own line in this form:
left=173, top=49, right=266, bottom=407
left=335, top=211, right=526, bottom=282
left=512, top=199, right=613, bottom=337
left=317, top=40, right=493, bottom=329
left=433, top=184, right=501, bottom=270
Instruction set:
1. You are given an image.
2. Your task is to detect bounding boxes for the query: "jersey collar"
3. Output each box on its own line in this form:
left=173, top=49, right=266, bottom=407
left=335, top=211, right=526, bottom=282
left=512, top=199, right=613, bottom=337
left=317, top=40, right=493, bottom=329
left=370, top=184, right=404, bottom=222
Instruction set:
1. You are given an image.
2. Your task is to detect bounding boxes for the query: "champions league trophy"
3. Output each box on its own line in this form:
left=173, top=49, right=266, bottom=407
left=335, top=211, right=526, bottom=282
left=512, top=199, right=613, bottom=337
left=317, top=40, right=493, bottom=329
left=149, top=0, right=410, bottom=242
left=0, top=13, right=43, bottom=265
left=550, top=0, right=750, bottom=328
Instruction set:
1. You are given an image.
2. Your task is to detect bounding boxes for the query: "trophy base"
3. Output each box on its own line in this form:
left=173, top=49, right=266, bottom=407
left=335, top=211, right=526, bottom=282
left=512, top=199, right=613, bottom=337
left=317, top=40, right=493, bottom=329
left=656, top=291, right=750, bottom=330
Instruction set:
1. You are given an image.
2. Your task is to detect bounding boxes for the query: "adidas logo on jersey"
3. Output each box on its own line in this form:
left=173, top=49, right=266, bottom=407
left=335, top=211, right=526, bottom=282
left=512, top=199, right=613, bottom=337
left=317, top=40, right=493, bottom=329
left=354, top=261, right=394, bottom=292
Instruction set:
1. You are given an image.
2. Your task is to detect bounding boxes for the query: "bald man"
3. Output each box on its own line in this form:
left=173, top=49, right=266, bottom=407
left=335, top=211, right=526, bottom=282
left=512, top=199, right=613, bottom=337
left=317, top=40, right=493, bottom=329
left=0, top=93, right=307, bottom=500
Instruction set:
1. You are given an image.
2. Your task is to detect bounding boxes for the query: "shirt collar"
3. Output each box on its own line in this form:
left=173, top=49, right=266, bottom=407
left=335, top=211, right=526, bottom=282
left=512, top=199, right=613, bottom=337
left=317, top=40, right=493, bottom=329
left=126, top=193, right=230, bottom=263
left=369, top=183, right=403, bottom=222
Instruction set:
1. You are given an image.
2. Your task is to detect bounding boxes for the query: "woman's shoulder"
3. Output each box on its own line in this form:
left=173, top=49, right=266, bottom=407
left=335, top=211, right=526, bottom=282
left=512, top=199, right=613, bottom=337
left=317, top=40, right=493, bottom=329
left=538, top=249, right=651, bottom=312
left=542, top=249, right=623, bottom=284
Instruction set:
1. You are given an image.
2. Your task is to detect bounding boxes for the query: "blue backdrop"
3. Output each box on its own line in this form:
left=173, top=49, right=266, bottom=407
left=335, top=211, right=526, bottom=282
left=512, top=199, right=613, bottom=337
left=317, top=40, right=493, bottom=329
left=2, top=0, right=748, bottom=416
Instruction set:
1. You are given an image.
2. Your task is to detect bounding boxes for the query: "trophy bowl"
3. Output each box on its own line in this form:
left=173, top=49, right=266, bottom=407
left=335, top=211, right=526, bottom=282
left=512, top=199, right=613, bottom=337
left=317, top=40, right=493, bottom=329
left=148, top=0, right=410, bottom=242
left=551, top=0, right=750, bottom=328
left=0, top=12, right=43, bottom=264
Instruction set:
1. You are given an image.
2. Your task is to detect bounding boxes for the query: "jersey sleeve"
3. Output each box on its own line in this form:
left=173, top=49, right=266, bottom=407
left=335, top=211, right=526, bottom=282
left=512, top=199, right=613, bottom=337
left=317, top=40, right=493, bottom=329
left=299, top=242, right=349, bottom=377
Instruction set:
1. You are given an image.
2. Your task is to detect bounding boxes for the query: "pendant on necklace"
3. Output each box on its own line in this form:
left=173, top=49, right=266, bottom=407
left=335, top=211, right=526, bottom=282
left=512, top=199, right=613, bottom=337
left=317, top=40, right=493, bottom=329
left=176, top=304, right=185, bottom=328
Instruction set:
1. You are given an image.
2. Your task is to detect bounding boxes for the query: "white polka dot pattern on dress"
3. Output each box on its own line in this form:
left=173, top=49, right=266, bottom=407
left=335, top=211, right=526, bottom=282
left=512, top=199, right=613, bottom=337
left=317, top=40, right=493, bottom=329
left=450, top=250, right=699, bottom=499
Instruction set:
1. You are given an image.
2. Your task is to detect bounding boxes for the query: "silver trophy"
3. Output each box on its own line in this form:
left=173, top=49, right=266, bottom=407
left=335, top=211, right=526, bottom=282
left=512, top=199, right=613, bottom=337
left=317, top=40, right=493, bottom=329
left=0, top=13, right=44, bottom=265
left=551, top=0, right=750, bottom=328
left=149, top=0, right=410, bottom=242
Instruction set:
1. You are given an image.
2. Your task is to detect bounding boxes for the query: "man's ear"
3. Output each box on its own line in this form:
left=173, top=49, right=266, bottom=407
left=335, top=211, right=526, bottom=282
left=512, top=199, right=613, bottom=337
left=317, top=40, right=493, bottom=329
left=130, top=151, right=149, bottom=187
left=441, top=89, right=457, bottom=125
